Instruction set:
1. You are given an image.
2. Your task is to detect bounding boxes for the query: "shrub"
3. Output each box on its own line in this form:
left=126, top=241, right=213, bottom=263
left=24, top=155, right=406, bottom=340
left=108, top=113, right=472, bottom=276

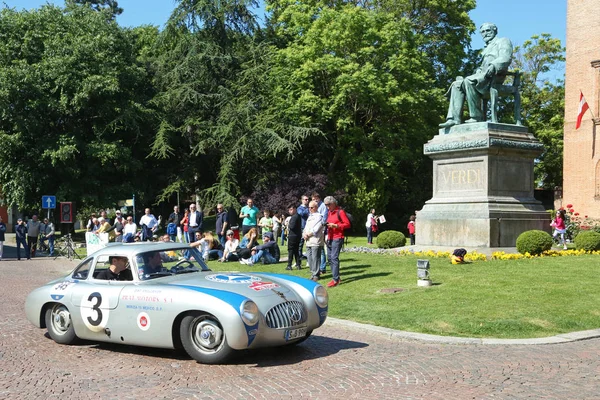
left=574, top=230, right=600, bottom=251
left=377, top=230, right=406, bottom=249
left=516, top=230, right=553, bottom=255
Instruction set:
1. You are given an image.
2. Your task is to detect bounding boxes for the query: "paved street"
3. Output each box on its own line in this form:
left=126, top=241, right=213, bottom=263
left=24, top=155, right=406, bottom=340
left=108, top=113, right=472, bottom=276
left=1, top=249, right=599, bottom=399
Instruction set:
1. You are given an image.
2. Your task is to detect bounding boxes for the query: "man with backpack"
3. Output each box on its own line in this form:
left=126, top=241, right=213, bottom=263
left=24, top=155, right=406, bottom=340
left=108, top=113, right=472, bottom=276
left=324, top=196, right=351, bottom=287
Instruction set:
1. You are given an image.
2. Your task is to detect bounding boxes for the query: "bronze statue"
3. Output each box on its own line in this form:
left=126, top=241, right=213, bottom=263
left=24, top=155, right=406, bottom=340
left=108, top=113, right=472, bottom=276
left=439, top=23, right=513, bottom=128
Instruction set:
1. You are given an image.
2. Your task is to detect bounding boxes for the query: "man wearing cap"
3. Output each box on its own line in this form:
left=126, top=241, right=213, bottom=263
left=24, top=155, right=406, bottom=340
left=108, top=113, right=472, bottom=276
left=15, top=218, right=30, bottom=260
left=41, top=218, right=55, bottom=256
left=106, top=211, right=126, bottom=242
left=241, top=232, right=280, bottom=266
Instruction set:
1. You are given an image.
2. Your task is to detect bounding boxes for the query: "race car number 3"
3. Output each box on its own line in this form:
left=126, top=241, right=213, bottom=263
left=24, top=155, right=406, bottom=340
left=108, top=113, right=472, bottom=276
left=81, top=291, right=110, bottom=332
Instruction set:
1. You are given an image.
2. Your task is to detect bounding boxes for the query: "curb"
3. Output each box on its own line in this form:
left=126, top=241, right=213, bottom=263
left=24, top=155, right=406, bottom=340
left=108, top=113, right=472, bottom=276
left=325, top=317, right=600, bottom=345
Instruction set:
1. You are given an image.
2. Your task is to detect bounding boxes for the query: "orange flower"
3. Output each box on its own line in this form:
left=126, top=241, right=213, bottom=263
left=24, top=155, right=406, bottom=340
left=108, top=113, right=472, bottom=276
left=566, top=204, right=573, bottom=208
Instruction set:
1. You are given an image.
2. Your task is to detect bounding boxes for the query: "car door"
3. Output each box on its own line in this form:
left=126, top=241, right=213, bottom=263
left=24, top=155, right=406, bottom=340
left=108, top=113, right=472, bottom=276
left=70, top=255, right=132, bottom=342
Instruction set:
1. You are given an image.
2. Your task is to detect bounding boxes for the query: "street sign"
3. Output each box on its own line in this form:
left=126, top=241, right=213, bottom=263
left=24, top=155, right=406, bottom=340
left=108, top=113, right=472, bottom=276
left=42, top=195, right=56, bottom=209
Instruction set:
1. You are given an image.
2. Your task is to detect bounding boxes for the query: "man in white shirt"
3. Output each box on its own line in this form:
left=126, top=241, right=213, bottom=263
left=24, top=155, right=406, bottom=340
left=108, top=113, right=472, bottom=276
left=139, top=208, right=158, bottom=241
left=123, top=216, right=138, bottom=242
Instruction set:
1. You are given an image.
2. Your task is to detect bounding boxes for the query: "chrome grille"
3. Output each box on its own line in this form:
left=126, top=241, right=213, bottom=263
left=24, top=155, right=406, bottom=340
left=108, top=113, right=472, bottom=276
left=265, top=301, right=307, bottom=329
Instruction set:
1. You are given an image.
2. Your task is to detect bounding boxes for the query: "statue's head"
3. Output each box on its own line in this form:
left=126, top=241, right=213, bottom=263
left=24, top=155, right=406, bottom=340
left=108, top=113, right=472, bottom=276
left=479, top=23, right=498, bottom=43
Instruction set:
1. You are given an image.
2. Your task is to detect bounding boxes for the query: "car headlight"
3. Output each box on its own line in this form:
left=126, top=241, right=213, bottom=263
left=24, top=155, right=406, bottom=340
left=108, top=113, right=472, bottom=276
left=240, top=300, right=259, bottom=326
left=313, top=285, right=328, bottom=308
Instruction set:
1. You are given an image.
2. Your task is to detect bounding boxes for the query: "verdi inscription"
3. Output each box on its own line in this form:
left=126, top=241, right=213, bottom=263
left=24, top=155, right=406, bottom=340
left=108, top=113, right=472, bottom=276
left=437, top=161, right=485, bottom=194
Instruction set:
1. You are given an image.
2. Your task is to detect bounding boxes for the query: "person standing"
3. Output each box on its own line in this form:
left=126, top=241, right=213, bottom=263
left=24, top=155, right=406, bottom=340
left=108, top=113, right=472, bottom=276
left=297, top=195, right=310, bottom=257
left=303, top=201, right=325, bottom=281
left=239, top=198, right=259, bottom=236
left=215, top=204, right=229, bottom=247
left=123, top=216, right=138, bottom=242
left=0, top=216, right=6, bottom=261
left=169, top=205, right=183, bottom=243
left=407, top=215, right=416, bottom=245
left=272, top=212, right=281, bottom=245
left=180, top=209, right=189, bottom=243
left=42, top=218, right=55, bottom=256
left=26, top=215, right=41, bottom=257
left=139, top=208, right=159, bottom=241
left=312, top=192, right=328, bottom=274
left=258, top=210, right=273, bottom=235
left=324, top=196, right=350, bottom=287
left=551, top=209, right=568, bottom=250
left=366, top=208, right=377, bottom=245
left=186, top=203, right=203, bottom=243
left=106, top=211, right=125, bottom=242
left=286, top=204, right=302, bottom=270
left=15, top=218, right=30, bottom=260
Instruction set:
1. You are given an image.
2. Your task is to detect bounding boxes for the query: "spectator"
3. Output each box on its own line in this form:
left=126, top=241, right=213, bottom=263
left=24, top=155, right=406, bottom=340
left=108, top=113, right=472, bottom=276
left=166, top=217, right=177, bottom=242
left=86, top=213, right=97, bottom=231
left=297, top=195, right=310, bottom=257
left=186, top=203, right=203, bottom=243
left=551, top=209, right=567, bottom=250
left=407, top=215, right=416, bottom=245
left=168, top=205, right=183, bottom=243
left=280, top=212, right=288, bottom=245
left=238, top=228, right=259, bottom=261
left=239, top=198, right=259, bottom=236
left=15, top=218, right=30, bottom=260
left=105, top=211, right=125, bottom=242
left=258, top=210, right=273, bottom=235
left=241, top=232, right=280, bottom=265
left=96, top=217, right=112, bottom=234
left=90, top=218, right=101, bottom=232
left=123, top=216, right=138, bottom=243
left=312, top=192, right=328, bottom=274
left=204, top=232, right=224, bottom=261
left=324, top=196, right=350, bottom=287
left=366, top=208, right=378, bottom=245
left=139, top=208, right=159, bottom=241
left=26, top=215, right=41, bottom=257
left=286, top=204, right=302, bottom=270
left=215, top=204, right=229, bottom=247
left=181, top=209, right=189, bottom=243
left=220, top=230, right=239, bottom=262
left=0, top=216, right=6, bottom=261
left=303, top=200, right=325, bottom=281
left=41, top=218, right=55, bottom=257
left=272, top=212, right=281, bottom=246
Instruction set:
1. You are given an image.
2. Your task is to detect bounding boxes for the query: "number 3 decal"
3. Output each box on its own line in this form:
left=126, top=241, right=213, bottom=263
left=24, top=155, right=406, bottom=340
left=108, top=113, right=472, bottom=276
left=81, top=291, right=110, bottom=332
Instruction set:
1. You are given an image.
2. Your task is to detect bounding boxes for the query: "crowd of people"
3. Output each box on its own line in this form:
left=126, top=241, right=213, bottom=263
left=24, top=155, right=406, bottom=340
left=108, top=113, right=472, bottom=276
left=11, top=214, right=55, bottom=260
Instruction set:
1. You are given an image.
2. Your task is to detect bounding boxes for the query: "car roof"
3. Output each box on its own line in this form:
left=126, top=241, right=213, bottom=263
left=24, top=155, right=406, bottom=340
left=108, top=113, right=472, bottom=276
left=88, top=242, right=192, bottom=258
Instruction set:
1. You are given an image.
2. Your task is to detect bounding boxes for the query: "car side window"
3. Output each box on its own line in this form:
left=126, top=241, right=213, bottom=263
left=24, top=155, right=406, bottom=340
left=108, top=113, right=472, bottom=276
left=92, top=255, right=111, bottom=279
left=71, top=258, right=94, bottom=280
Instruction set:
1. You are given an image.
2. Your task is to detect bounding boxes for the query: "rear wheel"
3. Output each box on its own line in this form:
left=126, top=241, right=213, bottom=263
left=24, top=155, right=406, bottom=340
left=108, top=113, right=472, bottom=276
left=45, top=303, right=78, bottom=344
left=180, top=312, right=234, bottom=364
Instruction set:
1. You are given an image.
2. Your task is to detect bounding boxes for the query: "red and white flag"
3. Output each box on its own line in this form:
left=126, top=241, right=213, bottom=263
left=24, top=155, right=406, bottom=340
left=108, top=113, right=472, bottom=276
left=576, top=91, right=590, bottom=129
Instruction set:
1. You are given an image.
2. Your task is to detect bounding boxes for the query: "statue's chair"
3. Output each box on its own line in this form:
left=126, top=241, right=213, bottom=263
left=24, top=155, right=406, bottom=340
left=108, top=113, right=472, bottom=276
left=482, top=70, right=522, bottom=125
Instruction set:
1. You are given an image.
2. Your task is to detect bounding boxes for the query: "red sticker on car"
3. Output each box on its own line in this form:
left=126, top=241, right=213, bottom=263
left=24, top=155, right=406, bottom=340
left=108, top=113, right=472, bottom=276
left=248, top=281, right=280, bottom=291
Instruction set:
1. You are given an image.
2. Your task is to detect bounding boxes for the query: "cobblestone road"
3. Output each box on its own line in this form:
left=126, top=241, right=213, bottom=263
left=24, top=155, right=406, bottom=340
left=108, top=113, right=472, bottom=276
left=1, top=256, right=599, bottom=399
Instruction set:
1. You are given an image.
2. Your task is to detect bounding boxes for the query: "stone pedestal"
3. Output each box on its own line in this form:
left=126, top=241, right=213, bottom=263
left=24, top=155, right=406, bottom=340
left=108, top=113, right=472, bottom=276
left=416, top=122, right=549, bottom=247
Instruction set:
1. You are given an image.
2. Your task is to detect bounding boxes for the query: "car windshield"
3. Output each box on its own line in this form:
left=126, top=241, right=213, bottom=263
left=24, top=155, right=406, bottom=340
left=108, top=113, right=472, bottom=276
left=135, top=247, right=209, bottom=280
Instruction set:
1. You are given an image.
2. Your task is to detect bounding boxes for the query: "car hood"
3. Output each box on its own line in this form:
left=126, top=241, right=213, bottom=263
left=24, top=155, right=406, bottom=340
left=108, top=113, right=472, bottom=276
left=166, top=271, right=296, bottom=298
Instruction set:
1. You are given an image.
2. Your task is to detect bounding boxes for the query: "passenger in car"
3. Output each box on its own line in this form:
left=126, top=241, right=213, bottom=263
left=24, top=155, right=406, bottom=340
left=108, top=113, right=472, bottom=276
left=96, top=256, right=133, bottom=281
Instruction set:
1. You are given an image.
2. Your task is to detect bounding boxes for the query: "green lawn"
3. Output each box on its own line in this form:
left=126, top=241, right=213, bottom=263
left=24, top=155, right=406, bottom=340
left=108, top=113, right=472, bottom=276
left=206, top=235, right=600, bottom=339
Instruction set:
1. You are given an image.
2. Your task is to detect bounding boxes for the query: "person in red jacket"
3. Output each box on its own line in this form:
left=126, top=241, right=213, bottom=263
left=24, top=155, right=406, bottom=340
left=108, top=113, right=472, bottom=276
left=324, top=196, right=350, bottom=287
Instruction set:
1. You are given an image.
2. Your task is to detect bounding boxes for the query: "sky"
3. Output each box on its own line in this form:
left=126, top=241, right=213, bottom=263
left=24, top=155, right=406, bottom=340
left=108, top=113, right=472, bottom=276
left=6, top=0, right=567, bottom=75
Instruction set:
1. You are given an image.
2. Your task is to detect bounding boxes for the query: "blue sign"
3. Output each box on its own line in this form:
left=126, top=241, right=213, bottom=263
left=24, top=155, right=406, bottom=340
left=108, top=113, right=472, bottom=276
left=42, top=195, right=56, bottom=209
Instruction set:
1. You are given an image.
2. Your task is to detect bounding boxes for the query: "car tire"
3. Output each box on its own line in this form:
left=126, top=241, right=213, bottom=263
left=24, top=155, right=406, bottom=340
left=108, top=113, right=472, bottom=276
left=180, top=312, right=234, bottom=364
left=45, top=303, right=78, bottom=345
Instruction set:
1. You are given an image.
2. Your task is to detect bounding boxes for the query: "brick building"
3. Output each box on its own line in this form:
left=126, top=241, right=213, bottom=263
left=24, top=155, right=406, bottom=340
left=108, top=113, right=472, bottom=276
left=564, top=0, right=600, bottom=217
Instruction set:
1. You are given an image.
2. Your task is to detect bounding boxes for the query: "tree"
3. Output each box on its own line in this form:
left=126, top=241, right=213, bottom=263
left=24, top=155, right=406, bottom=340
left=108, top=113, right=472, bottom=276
left=512, top=34, right=565, bottom=189
left=66, top=0, right=123, bottom=19
left=0, top=5, right=158, bottom=211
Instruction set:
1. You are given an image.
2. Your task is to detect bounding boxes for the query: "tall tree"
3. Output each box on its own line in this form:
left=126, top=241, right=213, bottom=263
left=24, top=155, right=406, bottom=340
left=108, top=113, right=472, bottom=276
left=512, top=34, right=565, bottom=189
left=0, top=5, right=157, bottom=211
left=66, top=0, right=123, bottom=19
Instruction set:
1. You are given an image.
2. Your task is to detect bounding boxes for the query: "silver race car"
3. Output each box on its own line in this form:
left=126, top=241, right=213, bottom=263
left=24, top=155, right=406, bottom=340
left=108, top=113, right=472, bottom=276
left=25, top=242, right=328, bottom=364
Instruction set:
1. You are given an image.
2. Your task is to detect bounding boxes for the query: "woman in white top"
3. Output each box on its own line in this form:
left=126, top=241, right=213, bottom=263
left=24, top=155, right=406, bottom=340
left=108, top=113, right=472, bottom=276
left=365, top=209, right=377, bottom=244
left=123, top=216, right=138, bottom=242
left=272, top=212, right=281, bottom=244
left=220, top=230, right=240, bottom=262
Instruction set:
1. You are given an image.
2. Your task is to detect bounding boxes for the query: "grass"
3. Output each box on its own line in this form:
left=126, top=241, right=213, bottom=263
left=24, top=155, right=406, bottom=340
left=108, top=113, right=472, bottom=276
left=204, top=234, right=600, bottom=339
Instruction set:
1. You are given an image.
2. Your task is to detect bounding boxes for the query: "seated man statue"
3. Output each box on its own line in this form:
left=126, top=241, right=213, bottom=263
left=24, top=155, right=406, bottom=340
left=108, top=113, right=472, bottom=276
left=439, top=22, right=513, bottom=128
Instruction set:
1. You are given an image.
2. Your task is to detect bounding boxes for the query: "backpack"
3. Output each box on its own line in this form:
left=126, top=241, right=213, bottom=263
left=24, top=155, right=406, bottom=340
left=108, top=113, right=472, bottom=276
left=336, top=209, right=353, bottom=231
left=166, top=223, right=177, bottom=236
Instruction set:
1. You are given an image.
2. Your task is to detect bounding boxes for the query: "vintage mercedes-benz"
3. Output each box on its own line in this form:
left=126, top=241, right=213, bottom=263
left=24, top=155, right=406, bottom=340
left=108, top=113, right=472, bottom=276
left=25, top=242, right=328, bottom=364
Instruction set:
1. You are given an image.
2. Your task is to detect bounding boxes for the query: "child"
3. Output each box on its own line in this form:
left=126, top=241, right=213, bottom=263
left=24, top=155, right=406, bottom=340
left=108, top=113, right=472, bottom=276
left=258, top=210, right=273, bottom=235
left=551, top=209, right=567, bottom=250
left=407, top=215, right=416, bottom=245
left=166, top=217, right=177, bottom=242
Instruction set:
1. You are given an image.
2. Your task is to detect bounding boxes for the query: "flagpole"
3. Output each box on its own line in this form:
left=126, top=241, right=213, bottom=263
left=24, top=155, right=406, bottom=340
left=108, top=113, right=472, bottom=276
left=579, top=89, right=596, bottom=119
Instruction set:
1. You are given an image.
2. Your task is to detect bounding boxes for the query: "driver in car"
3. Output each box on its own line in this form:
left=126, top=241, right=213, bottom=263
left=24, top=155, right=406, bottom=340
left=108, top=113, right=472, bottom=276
left=138, top=251, right=169, bottom=279
left=96, top=256, right=133, bottom=281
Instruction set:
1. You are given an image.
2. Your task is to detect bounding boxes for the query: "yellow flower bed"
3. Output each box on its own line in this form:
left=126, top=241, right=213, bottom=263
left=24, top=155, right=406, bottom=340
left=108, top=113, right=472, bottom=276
left=394, top=248, right=600, bottom=261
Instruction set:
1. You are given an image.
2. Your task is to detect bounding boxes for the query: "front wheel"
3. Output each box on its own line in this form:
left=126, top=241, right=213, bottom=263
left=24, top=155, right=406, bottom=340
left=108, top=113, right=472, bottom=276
left=45, top=303, right=78, bottom=344
left=180, top=312, right=234, bottom=364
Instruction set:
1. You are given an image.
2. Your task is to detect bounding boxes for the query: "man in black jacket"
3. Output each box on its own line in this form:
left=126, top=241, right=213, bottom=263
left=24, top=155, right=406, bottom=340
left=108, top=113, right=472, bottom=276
left=15, top=218, right=30, bottom=260
left=286, top=204, right=302, bottom=270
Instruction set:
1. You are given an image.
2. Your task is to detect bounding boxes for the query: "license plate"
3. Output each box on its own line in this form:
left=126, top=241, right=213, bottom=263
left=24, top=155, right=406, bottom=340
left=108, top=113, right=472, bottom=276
left=285, top=327, right=307, bottom=341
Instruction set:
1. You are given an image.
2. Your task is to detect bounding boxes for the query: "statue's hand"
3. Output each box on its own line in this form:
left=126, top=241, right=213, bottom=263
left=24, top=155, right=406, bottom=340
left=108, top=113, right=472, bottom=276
left=465, top=74, right=477, bottom=83
left=485, top=64, right=496, bottom=78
